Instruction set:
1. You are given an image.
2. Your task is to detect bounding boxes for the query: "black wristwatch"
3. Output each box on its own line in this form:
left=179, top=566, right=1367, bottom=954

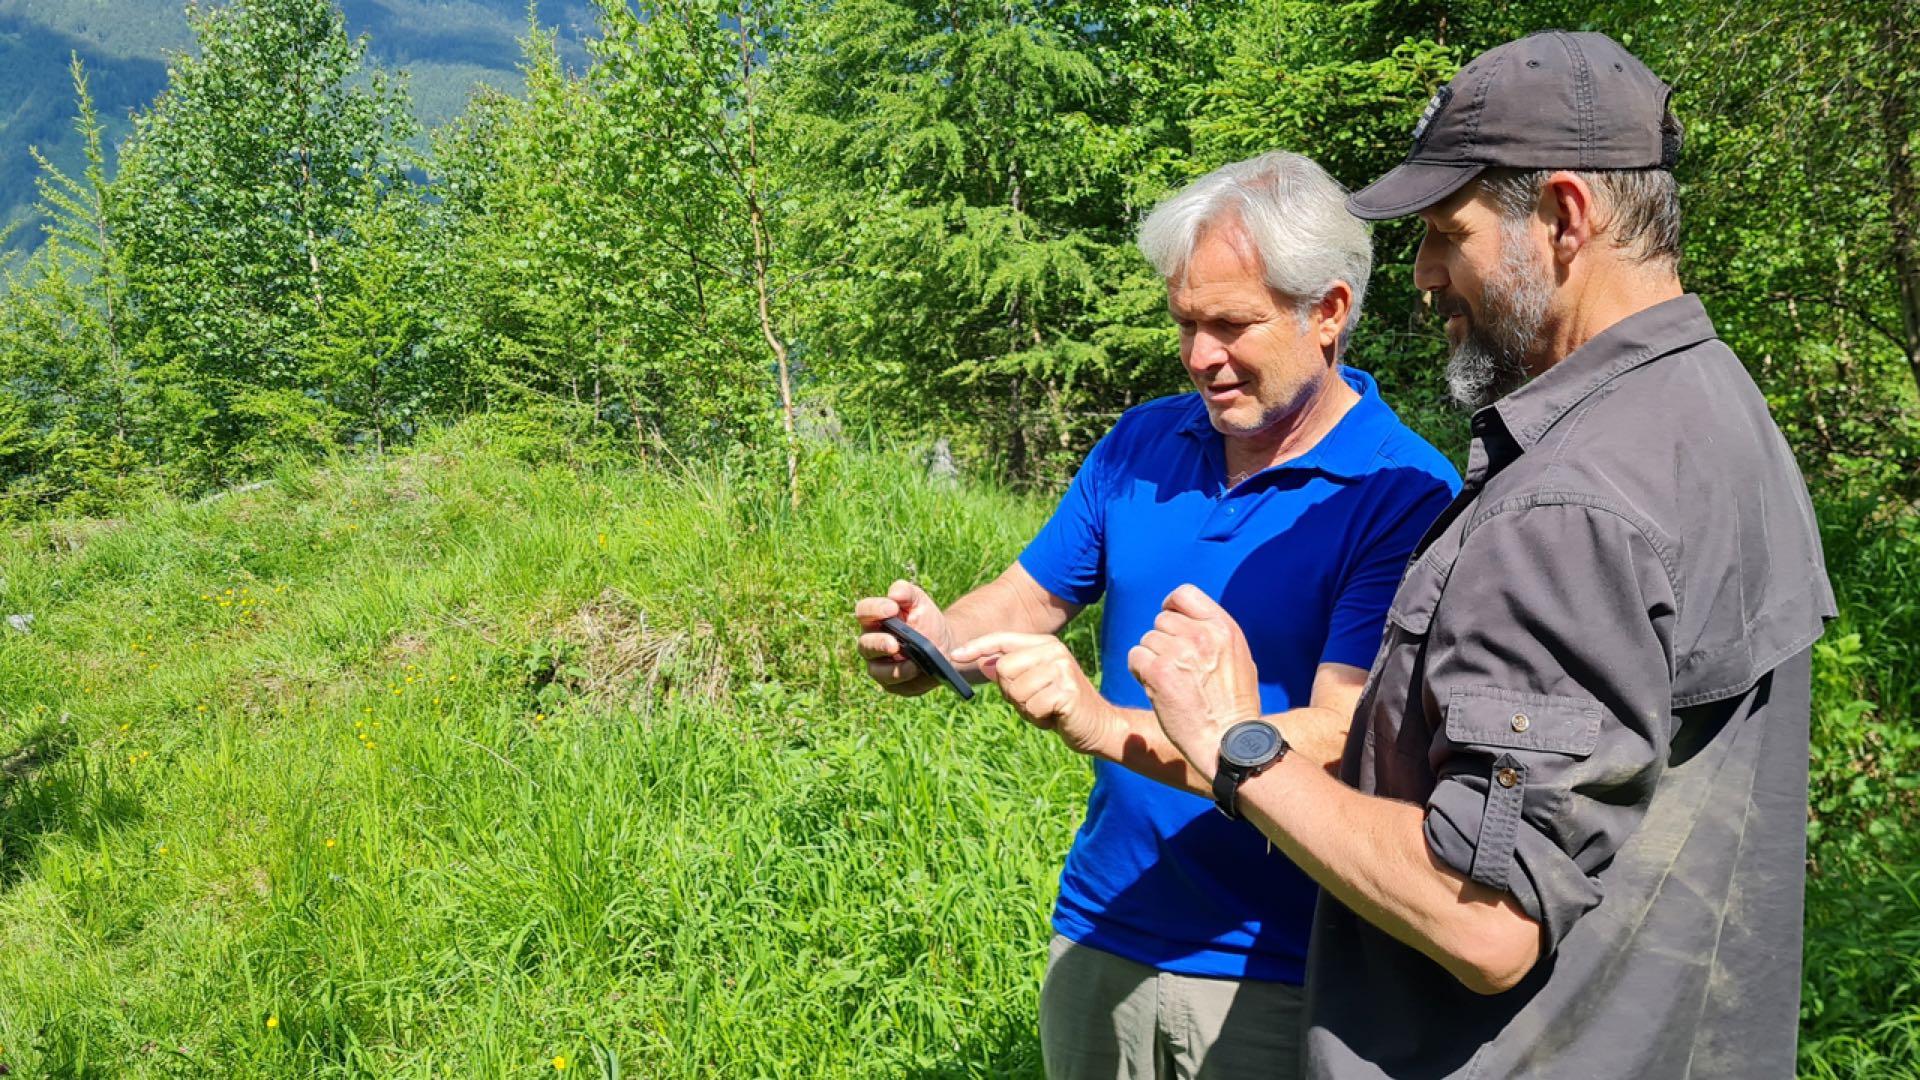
left=1213, top=719, right=1288, bottom=820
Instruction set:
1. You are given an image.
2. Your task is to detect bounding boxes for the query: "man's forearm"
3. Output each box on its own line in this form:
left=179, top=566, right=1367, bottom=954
left=1234, top=750, right=1542, bottom=993
left=1082, top=698, right=1352, bottom=798
left=1273, top=705, right=1350, bottom=773
left=1090, top=704, right=1212, bottom=796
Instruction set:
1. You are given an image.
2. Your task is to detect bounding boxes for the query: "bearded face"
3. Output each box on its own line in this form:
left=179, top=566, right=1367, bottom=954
left=1438, top=216, right=1554, bottom=412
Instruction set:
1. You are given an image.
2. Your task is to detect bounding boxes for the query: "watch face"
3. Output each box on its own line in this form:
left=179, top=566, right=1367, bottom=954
left=1220, top=721, right=1281, bottom=767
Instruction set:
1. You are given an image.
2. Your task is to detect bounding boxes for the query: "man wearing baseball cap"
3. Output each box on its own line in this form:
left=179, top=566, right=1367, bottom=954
left=1129, top=30, right=1835, bottom=1077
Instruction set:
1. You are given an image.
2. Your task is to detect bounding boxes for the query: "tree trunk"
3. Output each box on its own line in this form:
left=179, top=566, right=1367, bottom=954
left=295, top=71, right=325, bottom=321
left=737, top=9, right=800, bottom=508
left=1004, top=151, right=1034, bottom=481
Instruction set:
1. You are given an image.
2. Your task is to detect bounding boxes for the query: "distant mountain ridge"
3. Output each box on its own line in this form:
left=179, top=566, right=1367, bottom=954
left=0, top=0, right=594, bottom=251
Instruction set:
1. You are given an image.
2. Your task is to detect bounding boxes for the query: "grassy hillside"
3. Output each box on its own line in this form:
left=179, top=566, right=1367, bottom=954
left=0, top=433, right=1913, bottom=1076
left=0, top=432, right=1086, bottom=1075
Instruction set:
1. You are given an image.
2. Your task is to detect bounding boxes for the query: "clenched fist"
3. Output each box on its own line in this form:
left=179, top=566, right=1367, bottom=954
left=1127, top=584, right=1263, bottom=776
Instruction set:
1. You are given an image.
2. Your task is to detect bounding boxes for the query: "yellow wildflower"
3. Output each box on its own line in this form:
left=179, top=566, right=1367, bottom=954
left=266, top=1016, right=279, bottom=1030
left=552, top=1057, right=567, bottom=1071
left=325, top=838, right=337, bottom=849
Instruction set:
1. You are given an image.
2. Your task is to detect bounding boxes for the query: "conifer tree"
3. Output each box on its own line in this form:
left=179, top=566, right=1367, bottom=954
left=0, top=56, right=148, bottom=514
left=778, top=0, right=1192, bottom=482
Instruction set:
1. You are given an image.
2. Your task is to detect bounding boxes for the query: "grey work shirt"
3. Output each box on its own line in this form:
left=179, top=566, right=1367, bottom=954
left=1304, top=295, right=1836, bottom=1079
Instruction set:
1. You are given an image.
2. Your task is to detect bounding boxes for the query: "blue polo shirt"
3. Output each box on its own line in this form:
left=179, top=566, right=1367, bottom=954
left=1018, top=367, right=1459, bottom=981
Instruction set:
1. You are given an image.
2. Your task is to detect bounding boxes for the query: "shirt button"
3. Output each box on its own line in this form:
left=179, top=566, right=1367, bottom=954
left=1510, top=712, right=1530, bottom=733
left=1496, top=767, right=1520, bottom=789
left=1225, top=507, right=1236, bottom=515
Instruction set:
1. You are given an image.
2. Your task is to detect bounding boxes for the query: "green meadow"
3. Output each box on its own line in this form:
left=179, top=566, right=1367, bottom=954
left=0, top=433, right=1914, bottom=1077
left=0, top=435, right=1085, bottom=1076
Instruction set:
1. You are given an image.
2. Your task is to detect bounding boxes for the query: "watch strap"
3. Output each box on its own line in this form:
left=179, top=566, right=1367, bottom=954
left=1212, top=761, right=1249, bottom=820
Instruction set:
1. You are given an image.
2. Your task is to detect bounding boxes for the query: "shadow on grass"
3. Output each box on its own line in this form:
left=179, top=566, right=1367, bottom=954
left=903, top=1013, right=1045, bottom=1080
left=0, top=719, right=143, bottom=890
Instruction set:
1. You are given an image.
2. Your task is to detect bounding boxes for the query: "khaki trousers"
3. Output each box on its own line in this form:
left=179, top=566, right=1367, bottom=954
left=1039, top=934, right=1305, bottom=1080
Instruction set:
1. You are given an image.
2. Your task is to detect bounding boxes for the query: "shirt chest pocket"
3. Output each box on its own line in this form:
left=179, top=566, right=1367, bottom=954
left=1361, top=547, right=1455, bottom=793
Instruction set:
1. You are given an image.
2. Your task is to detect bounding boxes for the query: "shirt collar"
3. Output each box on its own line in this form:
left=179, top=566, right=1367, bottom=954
left=1484, top=293, right=1719, bottom=451
left=1176, top=366, right=1394, bottom=482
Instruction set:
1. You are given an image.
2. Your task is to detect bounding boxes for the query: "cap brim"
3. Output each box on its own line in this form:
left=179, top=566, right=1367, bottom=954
left=1346, top=162, right=1486, bottom=220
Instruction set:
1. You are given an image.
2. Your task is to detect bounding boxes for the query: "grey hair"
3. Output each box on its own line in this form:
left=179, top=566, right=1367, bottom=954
left=1478, top=109, right=1686, bottom=268
left=1137, top=151, right=1372, bottom=339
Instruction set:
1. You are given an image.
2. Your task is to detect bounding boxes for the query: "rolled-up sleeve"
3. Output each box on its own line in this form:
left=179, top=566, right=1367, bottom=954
left=1419, top=500, right=1679, bottom=950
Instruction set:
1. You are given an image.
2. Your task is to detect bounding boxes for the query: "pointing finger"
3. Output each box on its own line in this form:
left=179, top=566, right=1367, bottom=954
left=952, top=631, right=1054, bottom=664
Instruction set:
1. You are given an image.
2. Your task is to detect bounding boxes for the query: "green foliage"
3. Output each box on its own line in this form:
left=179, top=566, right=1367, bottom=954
left=778, top=0, right=1222, bottom=483
left=1597, top=0, right=1920, bottom=503
left=0, top=56, right=150, bottom=517
left=1801, top=851, right=1920, bottom=1079
left=111, top=0, right=432, bottom=483
left=1808, top=504, right=1920, bottom=871
left=438, top=2, right=806, bottom=480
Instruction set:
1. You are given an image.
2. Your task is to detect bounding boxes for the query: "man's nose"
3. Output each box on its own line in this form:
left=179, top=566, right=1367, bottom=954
left=1186, top=328, right=1231, bottom=371
left=1413, top=229, right=1447, bottom=294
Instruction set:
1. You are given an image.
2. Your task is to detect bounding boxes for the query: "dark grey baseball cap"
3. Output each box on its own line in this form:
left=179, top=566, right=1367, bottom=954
left=1348, top=30, right=1677, bottom=220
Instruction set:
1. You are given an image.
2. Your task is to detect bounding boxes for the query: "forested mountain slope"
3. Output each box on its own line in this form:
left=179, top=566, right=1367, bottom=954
left=0, top=0, right=591, bottom=249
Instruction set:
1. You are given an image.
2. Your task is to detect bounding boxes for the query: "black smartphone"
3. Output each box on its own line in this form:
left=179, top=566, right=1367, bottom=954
left=879, top=616, right=975, bottom=701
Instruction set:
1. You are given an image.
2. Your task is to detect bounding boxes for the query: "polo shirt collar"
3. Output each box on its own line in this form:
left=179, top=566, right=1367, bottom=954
left=1485, top=293, right=1718, bottom=451
left=1175, top=367, right=1394, bottom=482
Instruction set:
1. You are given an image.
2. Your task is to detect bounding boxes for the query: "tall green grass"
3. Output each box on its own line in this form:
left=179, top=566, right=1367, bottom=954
left=1800, top=503, right=1920, bottom=1079
left=0, top=431, right=1912, bottom=1077
left=0, top=431, right=1085, bottom=1076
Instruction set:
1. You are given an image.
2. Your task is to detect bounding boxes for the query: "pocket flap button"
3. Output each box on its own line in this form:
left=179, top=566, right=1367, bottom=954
left=1510, top=712, right=1530, bottom=733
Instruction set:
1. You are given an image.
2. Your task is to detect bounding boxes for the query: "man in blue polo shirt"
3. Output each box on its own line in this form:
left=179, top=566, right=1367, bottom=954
left=854, top=151, right=1457, bottom=1079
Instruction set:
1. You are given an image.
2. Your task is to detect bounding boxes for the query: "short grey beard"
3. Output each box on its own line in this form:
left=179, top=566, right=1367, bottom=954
left=1446, top=224, right=1553, bottom=412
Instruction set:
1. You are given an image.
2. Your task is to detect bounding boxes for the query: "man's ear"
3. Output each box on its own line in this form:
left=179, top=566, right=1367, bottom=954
left=1313, top=281, right=1354, bottom=356
left=1541, top=171, right=1597, bottom=265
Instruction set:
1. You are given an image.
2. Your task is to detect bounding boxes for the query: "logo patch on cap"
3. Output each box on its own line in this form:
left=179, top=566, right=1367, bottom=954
left=1411, top=86, right=1453, bottom=152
